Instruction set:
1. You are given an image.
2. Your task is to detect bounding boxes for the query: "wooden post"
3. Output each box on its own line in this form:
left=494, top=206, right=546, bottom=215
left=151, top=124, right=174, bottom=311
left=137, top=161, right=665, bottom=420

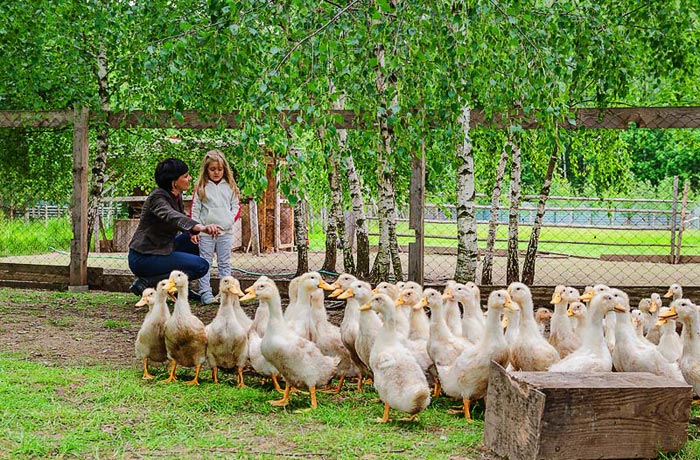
left=408, top=139, right=425, bottom=284
left=670, top=176, right=679, bottom=264
left=249, top=198, right=260, bottom=256
left=69, top=107, right=89, bottom=292
left=675, top=180, right=690, bottom=263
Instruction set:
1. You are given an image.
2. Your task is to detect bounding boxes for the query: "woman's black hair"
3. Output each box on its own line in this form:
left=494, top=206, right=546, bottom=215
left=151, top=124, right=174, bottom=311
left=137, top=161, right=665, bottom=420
left=154, top=158, right=189, bottom=190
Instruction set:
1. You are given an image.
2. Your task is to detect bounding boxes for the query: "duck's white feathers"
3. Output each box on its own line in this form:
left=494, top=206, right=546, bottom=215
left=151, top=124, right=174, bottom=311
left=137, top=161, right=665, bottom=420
left=163, top=271, right=207, bottom=368
left=135, top=281, right=171, bottom=365
left=368, top=294, right=431, bottom=415
left=205, top=276, right=248, bottom=371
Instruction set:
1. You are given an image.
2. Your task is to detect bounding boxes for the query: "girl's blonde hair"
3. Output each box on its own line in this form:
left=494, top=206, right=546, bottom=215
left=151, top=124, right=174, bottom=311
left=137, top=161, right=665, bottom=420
left=195, top=149, right=240, bottom=201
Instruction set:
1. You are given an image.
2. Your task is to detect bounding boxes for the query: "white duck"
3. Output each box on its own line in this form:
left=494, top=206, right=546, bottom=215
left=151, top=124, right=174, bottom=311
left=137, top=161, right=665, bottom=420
left=438, top=289, right=516, bottom=420
left=134, top=280, right=171, bottom=380
left=373, top=281, right=402, bottom=320
left=309, top=287, right=359, bottom=393
left=464, top=281, right=483, bottom=310
left=331, top=273, right=367, bottom=390
left=580, top=284, right=614, bottom=352
left=404, top=281, right=424, bottom=295
left=391, top=293, right=433, bottom=382
left=656, top=306, right=683, bottom=363
left=242, top=277, right=339, bottom=410
left=246, top=280, right=283, bottom=393
left=659, top=299, right=700, bottom=396
left=286, top=272, right=334, bottom=340
left=205, top=276, right=248, bottom=386
left=641, top=296, right=662, bottom=345
left=453, top=283, right=483, bottom=344
left=219, top=276, right=253, bottom=334
left=664, top=284, right=683, bottom=302
left=637, top=298, right=653, bottom=335
left=424, top=288, right=471, bottom=367
left=535, top=308, right=552, bottom=339
left=549, top=291, right=616, bottom=373
left=548, top=285, right=581, bottom=358
left=163, top=270, right=207, bottom=385
left=397, top=288, right=430, bottom=342
left=351, top=280, right=383, bottom=376
left=283, top=276, right=300, bottom=321
left=363, top=293, right=431, bottom=423
left=567, top=301, right=587, bottom=340
left=508, top=282, right=560, bottom=371
left=373, top=281, right=400, bottom=300
left=503, top=301, right=521, bottom=345
left=631, top=309, right=648, bottom=341
left=422, top=288, right=470, bottom=397
left=442, top=280, right=464, bottom=337
left=611, top=289, right=683, bottom=382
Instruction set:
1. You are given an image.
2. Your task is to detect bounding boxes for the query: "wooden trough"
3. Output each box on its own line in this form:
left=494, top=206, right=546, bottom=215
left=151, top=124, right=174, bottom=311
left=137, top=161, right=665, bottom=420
left=484, top=362, right=691, bottom=460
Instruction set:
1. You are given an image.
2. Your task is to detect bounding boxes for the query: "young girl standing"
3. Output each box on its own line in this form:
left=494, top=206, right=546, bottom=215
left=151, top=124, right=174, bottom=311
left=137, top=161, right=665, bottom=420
left=191, top=150, right=241, bottom=304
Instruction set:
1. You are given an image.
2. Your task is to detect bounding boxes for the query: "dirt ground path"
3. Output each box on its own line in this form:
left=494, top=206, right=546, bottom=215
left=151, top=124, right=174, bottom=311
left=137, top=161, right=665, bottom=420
left=0, top=290, right=344, bottom=369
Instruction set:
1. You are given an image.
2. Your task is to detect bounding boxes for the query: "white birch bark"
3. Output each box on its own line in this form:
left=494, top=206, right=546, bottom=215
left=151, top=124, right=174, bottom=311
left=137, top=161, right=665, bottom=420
left=369, top=41, right=400, bottom=283
left=522, top=131, right=560, bottom=285
left=287, top=146, right=309, bottom=276
left=506, top=135, right=522, bottom=284
left=346, top=154, right=370, bottom=279
left=330, top=89, right=355, bottom=274
left=481, top=137, right=510, bottom=285
left=87, top=48, right=110, bottom=251
left=319, top=125, right=338, bottom=273
left=454, top=106, right=478, bottom=283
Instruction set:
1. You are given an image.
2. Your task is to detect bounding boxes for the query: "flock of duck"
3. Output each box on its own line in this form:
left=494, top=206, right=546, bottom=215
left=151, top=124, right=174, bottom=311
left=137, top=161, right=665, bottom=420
left=134, top=270, right=699, bottom=423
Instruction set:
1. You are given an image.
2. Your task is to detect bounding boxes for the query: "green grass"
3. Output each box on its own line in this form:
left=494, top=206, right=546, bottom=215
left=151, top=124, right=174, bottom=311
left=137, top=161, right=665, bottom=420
left=0, top=216, right=73, bottom=256
left=1, top=288, right=699, bottom=459
left=103, top=320, right=132, bottom=329
left=1, top=357, right=698, bottom=460
left=2, top=215, right=698, bottom=260
left=0, top=354, right=483, bottom=460
left=310, top=221, right=700, bottom=258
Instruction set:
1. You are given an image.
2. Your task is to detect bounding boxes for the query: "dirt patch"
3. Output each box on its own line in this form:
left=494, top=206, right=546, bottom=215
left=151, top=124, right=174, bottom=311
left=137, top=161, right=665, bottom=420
left=0, top=291, right=346, bottom=368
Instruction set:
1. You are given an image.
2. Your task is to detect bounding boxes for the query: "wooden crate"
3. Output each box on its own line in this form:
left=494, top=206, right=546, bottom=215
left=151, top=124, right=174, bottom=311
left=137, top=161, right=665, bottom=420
left=484, top=362, right=691, bottom=460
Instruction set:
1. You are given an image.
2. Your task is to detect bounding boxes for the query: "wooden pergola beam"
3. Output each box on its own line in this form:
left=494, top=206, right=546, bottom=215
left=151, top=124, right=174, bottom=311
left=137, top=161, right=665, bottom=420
left=2, top=106, right=700, bottom=130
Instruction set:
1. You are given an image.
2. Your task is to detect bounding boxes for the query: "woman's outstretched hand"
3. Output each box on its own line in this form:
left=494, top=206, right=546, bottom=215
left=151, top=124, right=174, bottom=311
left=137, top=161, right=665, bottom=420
left=194, top=223, right=224, bottom=237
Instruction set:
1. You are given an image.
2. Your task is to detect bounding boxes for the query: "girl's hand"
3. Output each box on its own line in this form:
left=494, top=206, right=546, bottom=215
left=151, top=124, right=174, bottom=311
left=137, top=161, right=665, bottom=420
left=190, top=234, right=200, bottom=244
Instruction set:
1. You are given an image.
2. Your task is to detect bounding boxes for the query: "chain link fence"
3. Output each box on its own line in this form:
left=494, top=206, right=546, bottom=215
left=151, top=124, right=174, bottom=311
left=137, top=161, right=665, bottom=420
left=1, top=189, right=698, bottom=288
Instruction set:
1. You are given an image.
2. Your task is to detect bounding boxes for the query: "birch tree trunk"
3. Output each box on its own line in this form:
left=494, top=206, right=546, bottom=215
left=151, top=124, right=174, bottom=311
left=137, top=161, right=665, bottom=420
left=331, top=89, right=354, bottom=274
left=522, top=131, right=560, bottom=285
left=387, top=168, right=403, bottom=281
left=284, top=143, right=309, bottom=276
left=370, top=41, right=401, bottom=283
left=347, top=155, right=369, bottom=279
left=319, top=126, right=338, bottom=273
left=87, top=48, right=110, bottom=251
left=506, top=135, right=522, bottom=284
left=481, top=137, right=510, bottom=285
left=454, top=106, right=479, bottom=283
left=294, top=197, right=309, bottom=276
